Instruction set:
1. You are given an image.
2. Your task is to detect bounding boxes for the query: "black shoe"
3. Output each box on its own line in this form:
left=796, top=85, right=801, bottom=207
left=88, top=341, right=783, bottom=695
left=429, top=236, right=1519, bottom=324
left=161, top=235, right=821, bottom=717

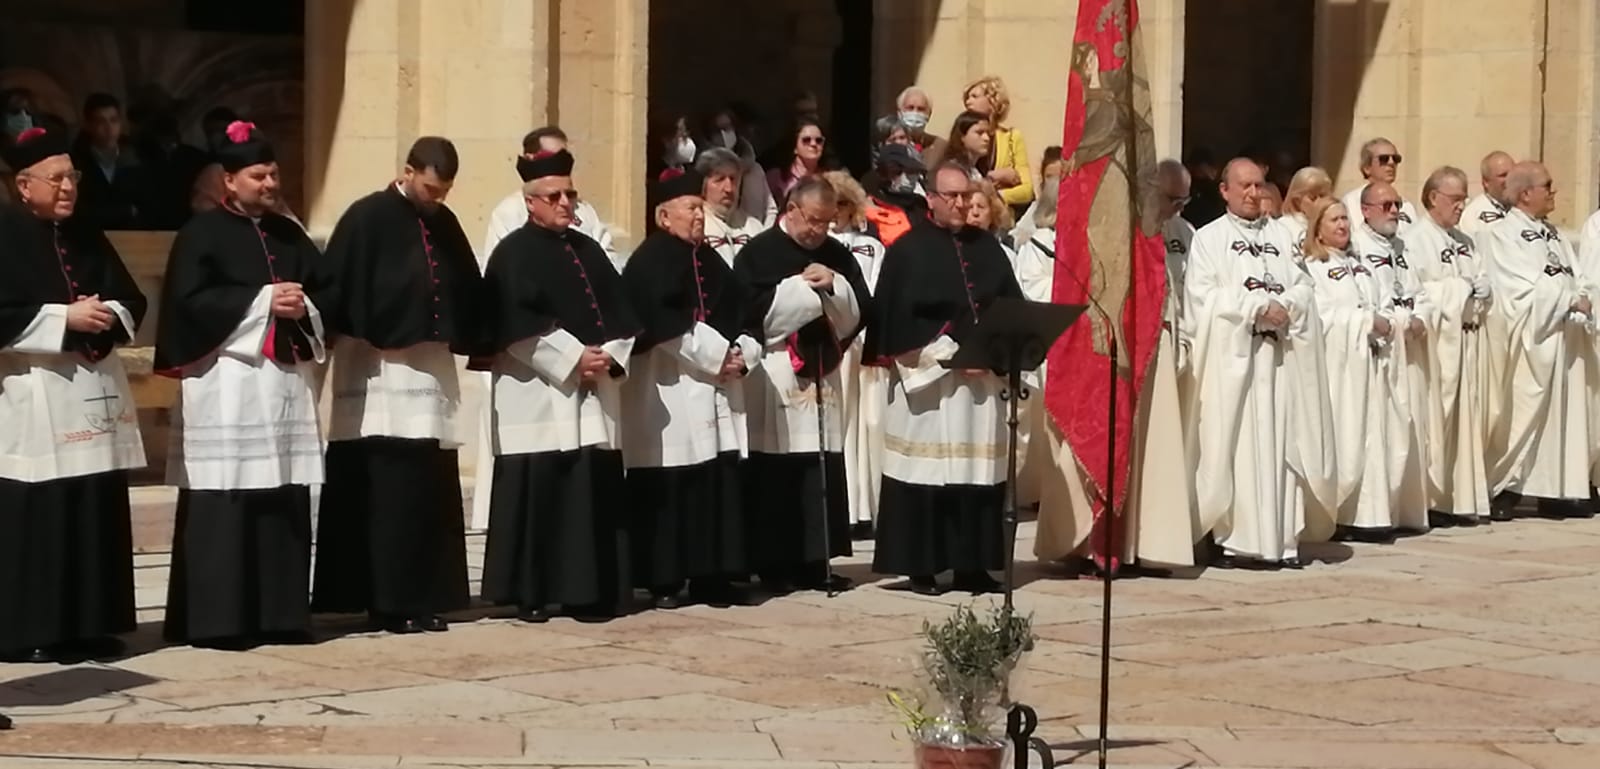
left=372, top=614, right=425, bottom=635
left=419, top=615, right=448, bottom=633
left=567, top=604, right=616, bottom=623
left=1428, top=511, right=1456, bottom=528
left=60, top=636, right=125, bottom=660
left=257, top=630, right=316, bottom=646
left=908, top=576, right=942, bottom=596
left=688, top=579, right=738, bottom=608
left=1280, top=558, right=1307, bottom=570
left=794, top=569, right=853, bottom=593
left=0, top=647, right=52, bottom=664
left=191, top=635, right=260, bottom=651
left=761, top=578, right=795, bottom=597
left=517, top=606, right=552, bottom=624
left=1454, top=515, right=1482, bottom=528
left=652, top=593, right=682, bottom=610
left=1489, top=507, right=1515, bottom=522
left=849, top=522, right=875, bottom=540
left=953, top=571, right=1004, bottom=595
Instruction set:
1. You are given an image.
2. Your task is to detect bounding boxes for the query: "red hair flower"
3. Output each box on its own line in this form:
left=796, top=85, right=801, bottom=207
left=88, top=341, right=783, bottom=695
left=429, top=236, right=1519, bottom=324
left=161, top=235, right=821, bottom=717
left=15, top=126, right=46, bottom=143
left=225, top=120, right=256, bottom=144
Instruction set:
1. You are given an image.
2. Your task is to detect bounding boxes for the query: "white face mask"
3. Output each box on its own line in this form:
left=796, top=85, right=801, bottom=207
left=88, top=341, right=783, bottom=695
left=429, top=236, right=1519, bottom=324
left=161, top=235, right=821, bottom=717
left=718, top=129, right=737, bottom=149
left=889, top=172, right=918, bottom=194
left=666, top=137, right=696, bottom=166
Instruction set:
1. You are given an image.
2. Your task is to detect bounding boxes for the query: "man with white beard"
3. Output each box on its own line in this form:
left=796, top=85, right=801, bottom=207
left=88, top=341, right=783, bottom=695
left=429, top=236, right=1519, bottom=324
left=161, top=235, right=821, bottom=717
left=1461, top=151, right=1514, bottom=239
left=1341, top=138, right=1419, bottom=235
left=1181, top=158, right=1333, bottom=568
left=1350, top=181, right=1431, bottom=534
left=1401, top=167, right=1494, bottom=525
left=1488, top=162, right=1598, bottom=519
left=698, top=148, right=768, bottom=267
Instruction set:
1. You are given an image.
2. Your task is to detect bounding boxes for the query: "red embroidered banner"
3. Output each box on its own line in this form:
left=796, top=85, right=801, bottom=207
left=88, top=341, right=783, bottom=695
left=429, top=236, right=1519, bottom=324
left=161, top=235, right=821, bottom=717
left=1045, top=0, right=1163, bottom=567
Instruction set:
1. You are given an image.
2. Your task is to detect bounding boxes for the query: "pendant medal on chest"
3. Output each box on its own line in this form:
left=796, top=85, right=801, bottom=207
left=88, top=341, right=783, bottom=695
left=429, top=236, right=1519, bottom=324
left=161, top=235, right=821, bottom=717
left=1547, top=249, right=1564, bottom=269
left=1393, top=279, right=1404, bottom=299
left=1263, top=270, right=1282, bottom=293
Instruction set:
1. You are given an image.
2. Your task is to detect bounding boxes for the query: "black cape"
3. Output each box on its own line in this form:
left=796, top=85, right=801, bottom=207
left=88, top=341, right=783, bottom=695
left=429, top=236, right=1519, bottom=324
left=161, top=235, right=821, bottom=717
left=482, top=224, right=640, bottom=356
left=620, top=231, right=747, bottom=355
left=153, top=205, right=328, bottom=373
left=321, top=186, right=482, bottom=353
left=863, top=224, right=1022, bottom=363
left=733, top=227, right=871, bottom=380
left=0, top=206, right=146, bottom=361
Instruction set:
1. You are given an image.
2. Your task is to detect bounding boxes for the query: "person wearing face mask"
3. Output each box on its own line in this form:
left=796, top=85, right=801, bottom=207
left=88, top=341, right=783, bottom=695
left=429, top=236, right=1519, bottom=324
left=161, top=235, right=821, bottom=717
left=3, top=88, right=37, bottom=141
left=894, top=86, right=945, bottom=161
left=861, top=143, right=929, bottom=248
left=733, top=176, right=870, bottom=594
left=313, top=136, right=481, bottom=635
left=704, top=109, right=779, bottom=227
left=860, top=116, right=918, bottom=198
left=653, top=115, right=698, bottom=181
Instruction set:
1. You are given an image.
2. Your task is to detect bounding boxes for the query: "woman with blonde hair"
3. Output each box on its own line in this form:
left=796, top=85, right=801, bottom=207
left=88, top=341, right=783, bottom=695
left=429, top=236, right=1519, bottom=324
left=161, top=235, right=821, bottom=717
left=967, top=179, right=1016, bottom=250
left=1279, top=166, right=1334, bottom=252
left=820, top=171, right=887, bottom=536
left=1301, top=198, right=1413, bottom=542
left=962, top=75, right=1034, bottom=218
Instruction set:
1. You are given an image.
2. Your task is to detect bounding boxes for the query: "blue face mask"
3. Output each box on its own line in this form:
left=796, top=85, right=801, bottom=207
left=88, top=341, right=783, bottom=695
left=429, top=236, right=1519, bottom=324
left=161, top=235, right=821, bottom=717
left=898, top=111, right=929, bottom=132
left=4, top=111, right=33, bottom=137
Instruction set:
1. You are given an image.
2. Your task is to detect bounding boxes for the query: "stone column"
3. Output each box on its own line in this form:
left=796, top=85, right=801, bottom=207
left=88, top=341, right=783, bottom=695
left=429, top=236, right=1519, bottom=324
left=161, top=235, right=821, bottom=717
left=557, top=0, right=649, bottom=250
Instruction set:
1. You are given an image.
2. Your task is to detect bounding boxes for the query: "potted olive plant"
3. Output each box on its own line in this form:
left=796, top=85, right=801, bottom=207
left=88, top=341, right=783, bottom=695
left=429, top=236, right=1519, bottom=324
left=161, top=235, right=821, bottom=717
left=888, top=602, right=1036, bottom=769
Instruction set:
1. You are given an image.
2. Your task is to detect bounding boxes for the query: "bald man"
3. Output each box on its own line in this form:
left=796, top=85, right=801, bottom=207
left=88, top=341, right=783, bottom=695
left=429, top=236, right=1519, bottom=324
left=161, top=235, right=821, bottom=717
left=1180, top=158, right=1334, bottom=568
left=1341, top=137, right=1419, bottom=235
left=1485, top=161, right=1598, bottom=519
left=1461, top=151, right=1515, bottom=239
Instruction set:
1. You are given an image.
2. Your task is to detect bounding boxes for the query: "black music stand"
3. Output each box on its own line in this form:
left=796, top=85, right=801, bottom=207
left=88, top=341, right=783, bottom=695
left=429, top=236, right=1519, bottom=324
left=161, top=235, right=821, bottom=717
left=1, top=713, right=11, bottom=730
left=941, top=296, right=1084, bottom=769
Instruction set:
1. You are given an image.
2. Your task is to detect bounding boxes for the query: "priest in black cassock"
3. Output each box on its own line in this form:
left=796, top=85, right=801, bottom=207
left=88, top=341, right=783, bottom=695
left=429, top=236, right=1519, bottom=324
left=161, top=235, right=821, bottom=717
left=478, top=150, right=640, bottom=623
left=313, top=137, right=479, bottom=634
left=619, top=170, right=760, bottom=608
left=0, top=126, right=146, bottom=663
left=733, top=176, right=870, bottom=594
left=154, top=121, right=329, bottom=648
left=865, top=162, right=1021, bottom=596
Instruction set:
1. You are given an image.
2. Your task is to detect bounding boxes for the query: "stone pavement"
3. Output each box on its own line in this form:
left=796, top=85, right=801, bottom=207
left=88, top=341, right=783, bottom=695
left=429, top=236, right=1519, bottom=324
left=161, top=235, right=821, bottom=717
left=6, top=517, right=1600, bottom=769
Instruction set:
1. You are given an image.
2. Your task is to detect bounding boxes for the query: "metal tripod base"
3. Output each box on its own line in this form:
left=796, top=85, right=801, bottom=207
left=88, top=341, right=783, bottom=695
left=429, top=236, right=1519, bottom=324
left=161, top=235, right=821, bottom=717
left=1007, top=704, right=1055, bottom=768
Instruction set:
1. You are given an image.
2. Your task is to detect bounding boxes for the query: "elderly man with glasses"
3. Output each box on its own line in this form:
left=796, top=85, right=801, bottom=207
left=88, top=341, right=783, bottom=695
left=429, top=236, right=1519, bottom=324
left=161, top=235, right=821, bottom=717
left=1342, top=137, right=1420, bottom=235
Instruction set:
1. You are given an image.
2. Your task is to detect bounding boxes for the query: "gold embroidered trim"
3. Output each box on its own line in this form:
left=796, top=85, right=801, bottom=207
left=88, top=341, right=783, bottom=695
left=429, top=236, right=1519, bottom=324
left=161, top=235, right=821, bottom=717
left=883, top=433, right=1003, bottom=460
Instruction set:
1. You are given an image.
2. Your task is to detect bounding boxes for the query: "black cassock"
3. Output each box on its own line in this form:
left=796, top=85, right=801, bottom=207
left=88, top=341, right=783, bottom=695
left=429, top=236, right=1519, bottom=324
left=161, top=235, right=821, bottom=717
left=0, top=207, right=144, bottom=657
left=732, top=228, right=871, bottom=585
left=153, top=205, right=328, bottom=644
left=478, top=224, right=641, bottom=614
left=620, top=231, right=750, bottom=596
left=312, top=186, right=479, bottom=621
left=863, top=225, right=1022, bottom=578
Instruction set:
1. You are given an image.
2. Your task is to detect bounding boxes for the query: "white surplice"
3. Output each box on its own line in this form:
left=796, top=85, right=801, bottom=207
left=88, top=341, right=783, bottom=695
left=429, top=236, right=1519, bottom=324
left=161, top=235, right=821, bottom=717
left=621, top=322, right=761, bottom=470
left=744, top=273, right=863, bottom=459
left=704, top=209, right=767, bottom=268
left=169, top=286, right=325, bottom=489
left=327, top=339, right=463, bottom=447
left=1487, top=208, right=1599, bottom=499
left=1180, top=213, right=1336, bottom=562
left=491, top=330, right=635, bottom=456
left=831, top=228, right=887, bottom=524
left=1009, top=229, right=1056, bottom=508
left=1401, top=216, right=1493, bottom=517
left=1351, top=224, right=1431, bottom=528
left=1306, top=252, right=1412, bottom=529
left=1030, top=217, right=1202, bottom=567
left=0, top=301, right=145, bottom=482
left=1273, top=212, right=1308, bottom=263
left=1342, top=185, right=1420, bottom=236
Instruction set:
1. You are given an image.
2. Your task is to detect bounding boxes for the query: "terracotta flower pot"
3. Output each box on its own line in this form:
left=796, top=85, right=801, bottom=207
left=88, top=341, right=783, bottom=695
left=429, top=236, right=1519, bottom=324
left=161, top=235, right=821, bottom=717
left=914, top=742, right=1006, bottom=769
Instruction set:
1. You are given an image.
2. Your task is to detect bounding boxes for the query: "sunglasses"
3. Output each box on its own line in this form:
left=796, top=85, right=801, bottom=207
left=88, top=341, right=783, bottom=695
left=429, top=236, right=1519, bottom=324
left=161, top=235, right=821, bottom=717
left=1366, top=200, right=1402, bottom=212
left=799, top=136, right=826, bottom=146
left=1375, top=153, right=1402, bottom=165
left=533, top=189, right=579, bottom=204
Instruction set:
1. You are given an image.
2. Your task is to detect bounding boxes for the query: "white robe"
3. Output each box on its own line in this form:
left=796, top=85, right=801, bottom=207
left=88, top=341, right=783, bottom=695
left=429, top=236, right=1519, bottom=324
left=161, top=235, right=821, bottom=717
left=1487, top=208, right=1598, bottom=499
left=1180, top=213, right=1336, bottom=562
left=1401, top=216, right=1493, bottom=516
left=1351, top=223, right=1431, bottom=527
left=1007, top=228, right=1055, bottom=509
left=0, top=301, right=145, bottom=482
left=1306, top=252, right=1410, bottom=529
left=744, top=272, right=863, bottom=461
left=830, top=228, right=887, bottom=524
left=169, top=286, right=325, bottom=489
left=490, top=330, right=635, bottom=456
left=1274, top=212, right=1308, bottom=263
left=881, top=336, right=1007, bottom=488
left=621, top=322, right=761, bottom=469
left=704, top=209, right=767, bottom=268
left=1030, top=217, right=1202, bottom=567
left=1342, top=185, right=1420, bottom=236
left=1460, top=194, right=1510, bottom=241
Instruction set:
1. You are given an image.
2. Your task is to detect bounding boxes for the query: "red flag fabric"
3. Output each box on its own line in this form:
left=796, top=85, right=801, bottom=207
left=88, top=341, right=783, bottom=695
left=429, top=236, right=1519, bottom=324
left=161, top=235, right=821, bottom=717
left=1045, top=0, right=1163, bottom=568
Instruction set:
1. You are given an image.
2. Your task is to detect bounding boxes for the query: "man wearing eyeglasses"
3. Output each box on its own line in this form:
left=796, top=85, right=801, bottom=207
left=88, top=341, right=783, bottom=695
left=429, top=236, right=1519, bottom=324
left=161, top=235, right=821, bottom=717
left=1348, top=181, right=1433, bottom=539
left=0, top=126, right=146, bottom=663
left=1341, top=137, right=1419, bottom=236
left=475, top=149, right=640, bottom=623
left=1485, top=161, right=1598, bottom=521
left=482, top=127, right=618, bottom=272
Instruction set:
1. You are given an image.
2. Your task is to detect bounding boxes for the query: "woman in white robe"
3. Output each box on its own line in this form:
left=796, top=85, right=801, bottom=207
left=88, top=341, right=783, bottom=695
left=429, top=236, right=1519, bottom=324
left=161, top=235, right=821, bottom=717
left=1275, top=166, right=1333, bottom=262
left=1302, top=200, right=1414, bottom=539
left=821, top=172, right=887, bottom=532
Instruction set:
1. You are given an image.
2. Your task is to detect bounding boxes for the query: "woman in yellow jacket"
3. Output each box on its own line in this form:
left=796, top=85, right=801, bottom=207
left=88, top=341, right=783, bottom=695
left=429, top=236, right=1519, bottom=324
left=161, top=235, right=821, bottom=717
left=963, top=75, right=1034, bottom=220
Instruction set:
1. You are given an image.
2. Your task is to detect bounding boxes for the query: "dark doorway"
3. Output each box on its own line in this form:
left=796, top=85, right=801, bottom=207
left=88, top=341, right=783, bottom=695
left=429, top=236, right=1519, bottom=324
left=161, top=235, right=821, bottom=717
left=1181, top=0, right=1315, bottom=185
left=831, top=0, right=874, bottom=176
